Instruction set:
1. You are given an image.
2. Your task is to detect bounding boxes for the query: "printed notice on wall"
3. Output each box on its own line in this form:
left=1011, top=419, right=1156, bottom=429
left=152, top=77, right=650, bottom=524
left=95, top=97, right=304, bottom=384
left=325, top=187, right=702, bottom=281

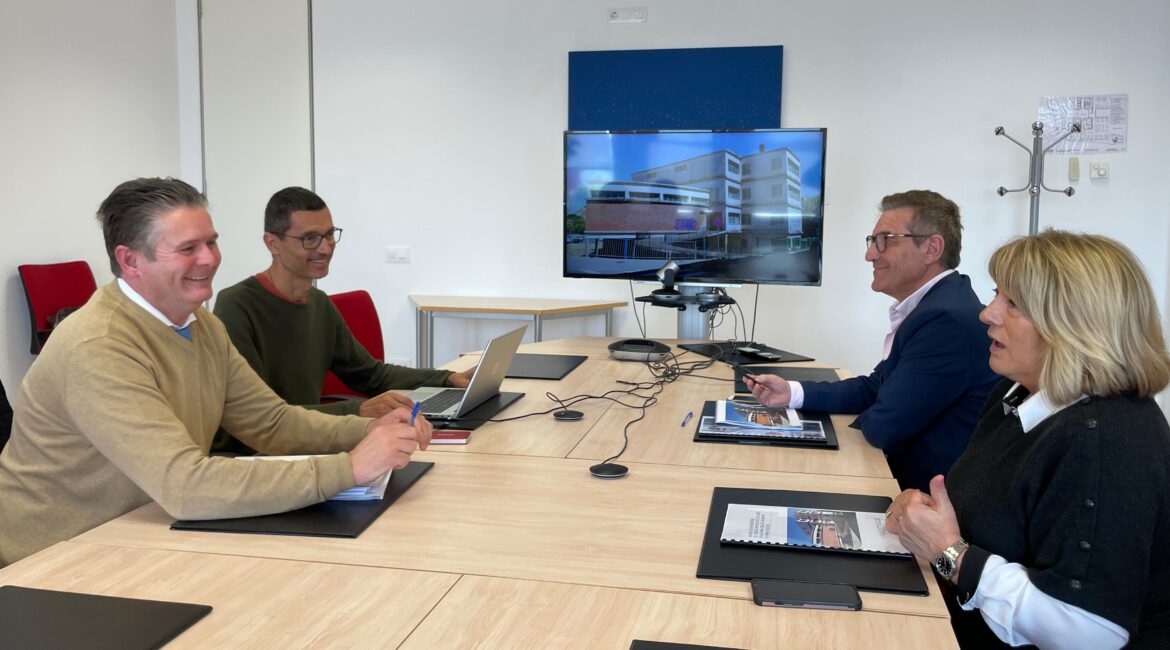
left=1038, top=94, right=1128, bottom=154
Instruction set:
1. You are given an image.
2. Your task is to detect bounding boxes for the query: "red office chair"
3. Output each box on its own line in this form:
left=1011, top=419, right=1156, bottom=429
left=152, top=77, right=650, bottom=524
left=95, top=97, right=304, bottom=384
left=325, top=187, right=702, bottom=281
left=321, top=290, right=385, bottom=400
left=18, top=261, right=99, bottom=354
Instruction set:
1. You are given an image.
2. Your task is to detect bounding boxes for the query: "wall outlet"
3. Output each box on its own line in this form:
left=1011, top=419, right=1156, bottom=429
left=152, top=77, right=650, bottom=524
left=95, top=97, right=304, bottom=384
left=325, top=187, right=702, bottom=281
left=385, top=246, right=411, bottom=263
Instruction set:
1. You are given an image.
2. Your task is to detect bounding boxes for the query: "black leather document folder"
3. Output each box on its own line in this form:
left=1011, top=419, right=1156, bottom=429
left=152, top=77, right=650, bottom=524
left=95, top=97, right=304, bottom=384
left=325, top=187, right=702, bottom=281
left=171, top=461, right=432, bottom=538
left=506, top=353, right=588, bottom=380
left=692, top=401, right=838, bottom=450
left=679, top=341, right=813, bottom=366
left=696, top=487, right=929, bottom=596
left=631, top=642, right=745, bottom=650
left=0, top=585, right=211, bottom=650
left=438, top=391, right=525, bottom=431
left=732, top=366, right=841, bottom=394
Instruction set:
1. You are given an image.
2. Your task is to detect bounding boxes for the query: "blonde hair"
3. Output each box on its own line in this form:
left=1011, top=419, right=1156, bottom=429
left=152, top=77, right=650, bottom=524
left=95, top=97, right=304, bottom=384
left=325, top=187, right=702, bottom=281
left=988, top=230, right=1170, bottom=403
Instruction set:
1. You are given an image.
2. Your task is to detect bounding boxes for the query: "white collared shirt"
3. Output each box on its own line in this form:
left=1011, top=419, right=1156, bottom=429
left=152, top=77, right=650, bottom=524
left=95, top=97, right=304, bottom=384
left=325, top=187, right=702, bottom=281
left=963, top=383, right=1127, bottom=649
left=882, top=268, right=955, bottom=361
left=1008, top=383, right=1087, bottom=433
left=116, top=278, right=197, bottom=329
left=788, top=269, right=956, bottom=409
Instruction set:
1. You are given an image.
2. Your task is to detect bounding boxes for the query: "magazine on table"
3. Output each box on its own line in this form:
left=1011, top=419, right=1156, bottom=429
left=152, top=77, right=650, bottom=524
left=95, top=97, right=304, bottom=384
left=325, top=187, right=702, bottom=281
left=715, top=401, right=803, bottom=430
left=720, top=503, right=911, bottom=557
left=234, top=455, right=391, bottom=501
left=698, top=416, right=826, bottom=441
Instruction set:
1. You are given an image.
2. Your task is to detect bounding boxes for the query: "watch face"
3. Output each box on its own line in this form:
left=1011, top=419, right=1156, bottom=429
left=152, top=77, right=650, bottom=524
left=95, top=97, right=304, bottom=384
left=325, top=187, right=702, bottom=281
left=935, top=554, right=955, bottom=577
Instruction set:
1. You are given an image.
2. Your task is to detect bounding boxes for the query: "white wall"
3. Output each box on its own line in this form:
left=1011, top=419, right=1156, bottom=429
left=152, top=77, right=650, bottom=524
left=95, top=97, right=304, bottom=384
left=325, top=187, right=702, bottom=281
left=199, top=0, right=314, bottom=293
left=0, top=0, right=182, bottom=391
left=309, top=0, right=1170, bottom=409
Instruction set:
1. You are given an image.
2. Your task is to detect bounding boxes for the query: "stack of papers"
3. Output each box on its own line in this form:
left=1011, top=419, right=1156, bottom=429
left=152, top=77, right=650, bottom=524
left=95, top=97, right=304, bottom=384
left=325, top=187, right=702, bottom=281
left=721, top=503, right=911, bottom=557
left=716, top=401, right=802, bottom=429
left=234, top=455, right=391, bottom=501
left=700, top=401, right=827, bottom=441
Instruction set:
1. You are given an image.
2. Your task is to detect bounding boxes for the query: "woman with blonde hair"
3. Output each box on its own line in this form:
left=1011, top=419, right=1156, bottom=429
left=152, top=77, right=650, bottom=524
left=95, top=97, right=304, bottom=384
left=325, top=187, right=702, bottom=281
left=886, top=230, right=1170, bottom=649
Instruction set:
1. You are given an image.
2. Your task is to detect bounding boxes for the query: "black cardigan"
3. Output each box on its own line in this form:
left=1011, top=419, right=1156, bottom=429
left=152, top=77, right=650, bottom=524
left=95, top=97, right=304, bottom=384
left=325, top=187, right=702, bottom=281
left=946, top=379, right=1170, bottom=648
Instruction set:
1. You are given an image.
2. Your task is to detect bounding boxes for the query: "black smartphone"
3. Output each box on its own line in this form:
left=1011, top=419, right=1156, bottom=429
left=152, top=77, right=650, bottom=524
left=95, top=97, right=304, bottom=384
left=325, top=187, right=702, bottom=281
left=750, top=579, right=862, bottom=611
left=726, top=361, right=758, bottom=380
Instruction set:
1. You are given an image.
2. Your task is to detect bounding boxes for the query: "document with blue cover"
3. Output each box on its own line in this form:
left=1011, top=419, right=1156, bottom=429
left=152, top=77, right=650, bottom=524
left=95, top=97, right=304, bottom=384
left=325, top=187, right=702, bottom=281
left=720, top=503, right=911, bottom=557
left=234, top=455, right=390, bottom=500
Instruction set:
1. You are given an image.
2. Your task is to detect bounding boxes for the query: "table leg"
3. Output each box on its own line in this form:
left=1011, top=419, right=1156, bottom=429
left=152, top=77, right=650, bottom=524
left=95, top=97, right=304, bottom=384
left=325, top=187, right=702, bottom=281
left=425, top=313, right=436, bottom=367
left=415, top=308, right=428, bottom=368
left=605, top=309, right=613, bottom=336
left=534, top=315, right=543, bottom=341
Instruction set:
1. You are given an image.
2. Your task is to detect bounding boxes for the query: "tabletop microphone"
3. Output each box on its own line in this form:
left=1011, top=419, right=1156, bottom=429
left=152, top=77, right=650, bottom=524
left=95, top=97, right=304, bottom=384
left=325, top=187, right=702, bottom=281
left=553, top=409, right=584, bottom=422
left=589, top=460, right=629, bottom=479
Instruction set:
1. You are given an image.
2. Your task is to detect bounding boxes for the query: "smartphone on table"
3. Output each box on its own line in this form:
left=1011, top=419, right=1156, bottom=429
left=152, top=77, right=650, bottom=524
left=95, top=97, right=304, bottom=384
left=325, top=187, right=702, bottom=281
left=750, top=579, right=862, bottom=611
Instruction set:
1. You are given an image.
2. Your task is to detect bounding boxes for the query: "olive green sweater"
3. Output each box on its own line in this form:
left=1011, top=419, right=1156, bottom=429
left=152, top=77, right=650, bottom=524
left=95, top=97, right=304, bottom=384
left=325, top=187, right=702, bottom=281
left=0, top=282, right=368, bottom=566
left=213, top=278, right=448, bottom=450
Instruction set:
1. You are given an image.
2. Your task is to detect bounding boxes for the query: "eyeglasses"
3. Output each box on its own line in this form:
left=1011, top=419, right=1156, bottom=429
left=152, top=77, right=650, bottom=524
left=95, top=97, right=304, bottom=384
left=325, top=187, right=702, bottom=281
left=279, top=227, right=343, bottom=249
left=865, top=231, right=929, bottom=252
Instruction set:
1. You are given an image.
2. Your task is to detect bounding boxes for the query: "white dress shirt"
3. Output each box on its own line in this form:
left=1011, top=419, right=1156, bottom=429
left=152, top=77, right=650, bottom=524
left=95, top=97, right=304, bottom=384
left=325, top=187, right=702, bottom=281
left=117, top=278, right=198, bottom=329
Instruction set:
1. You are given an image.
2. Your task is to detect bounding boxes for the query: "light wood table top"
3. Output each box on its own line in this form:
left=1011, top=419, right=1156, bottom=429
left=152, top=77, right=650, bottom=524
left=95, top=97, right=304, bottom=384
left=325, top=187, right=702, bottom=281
left=75, top=452, right=945, bottom=619
left=410, top=295, right=626, bottom=315
left=566, top=362, right=889, bottom=479
left=404, top=575, right=959, bottom=650
left=423, top=353, right=646, bottom=458
left=0, top=541, right=454, bottom=649
left=449, top=337, right=890, bottom=479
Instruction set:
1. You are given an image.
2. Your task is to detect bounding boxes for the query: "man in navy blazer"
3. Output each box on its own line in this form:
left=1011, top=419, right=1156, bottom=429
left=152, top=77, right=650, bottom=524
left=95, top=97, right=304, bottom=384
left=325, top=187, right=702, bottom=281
left=748, top=190, right=999, bottom=492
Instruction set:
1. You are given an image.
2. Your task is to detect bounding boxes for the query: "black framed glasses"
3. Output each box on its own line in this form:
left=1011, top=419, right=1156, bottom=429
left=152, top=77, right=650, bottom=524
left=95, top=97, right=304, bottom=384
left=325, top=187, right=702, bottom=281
left=865, top=231, right=929, bottom=252
left=280, top=227, right=343, bottom=249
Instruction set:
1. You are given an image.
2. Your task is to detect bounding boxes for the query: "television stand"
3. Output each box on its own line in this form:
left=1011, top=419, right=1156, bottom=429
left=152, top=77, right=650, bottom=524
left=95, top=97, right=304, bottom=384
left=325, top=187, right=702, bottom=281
left=635, top=286, right=735, bottom=339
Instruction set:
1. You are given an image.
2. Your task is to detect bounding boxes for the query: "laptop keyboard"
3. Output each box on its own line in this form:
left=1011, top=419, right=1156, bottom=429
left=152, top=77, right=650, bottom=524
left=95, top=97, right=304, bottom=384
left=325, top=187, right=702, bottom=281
left=418, top=388, right=465, bottom=414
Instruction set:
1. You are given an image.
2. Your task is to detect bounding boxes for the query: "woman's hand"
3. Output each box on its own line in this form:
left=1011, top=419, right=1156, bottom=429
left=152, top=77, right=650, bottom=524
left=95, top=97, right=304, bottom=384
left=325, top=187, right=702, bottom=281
left=885, top=475, right=964, bottom=564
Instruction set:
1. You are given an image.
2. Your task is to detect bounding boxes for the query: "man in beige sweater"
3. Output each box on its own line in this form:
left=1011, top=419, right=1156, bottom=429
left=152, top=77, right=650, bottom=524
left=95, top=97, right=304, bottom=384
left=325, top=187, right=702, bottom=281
left=0, top=178, right=431, bottom=566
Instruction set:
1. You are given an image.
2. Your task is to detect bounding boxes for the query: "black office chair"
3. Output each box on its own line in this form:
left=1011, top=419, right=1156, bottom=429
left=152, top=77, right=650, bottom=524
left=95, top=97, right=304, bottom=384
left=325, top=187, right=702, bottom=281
left=0, top=378, right=12, bottom=454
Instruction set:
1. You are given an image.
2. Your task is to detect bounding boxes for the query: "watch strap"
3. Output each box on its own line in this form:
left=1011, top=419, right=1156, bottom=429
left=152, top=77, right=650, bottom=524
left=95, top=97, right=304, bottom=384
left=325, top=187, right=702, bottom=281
left=935, top=539, right=968, bottom=578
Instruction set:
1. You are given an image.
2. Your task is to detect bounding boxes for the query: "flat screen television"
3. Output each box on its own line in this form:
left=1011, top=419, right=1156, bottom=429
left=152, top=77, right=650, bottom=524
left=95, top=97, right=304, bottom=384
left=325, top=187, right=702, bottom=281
left=564, top=129, right=826, bottom=286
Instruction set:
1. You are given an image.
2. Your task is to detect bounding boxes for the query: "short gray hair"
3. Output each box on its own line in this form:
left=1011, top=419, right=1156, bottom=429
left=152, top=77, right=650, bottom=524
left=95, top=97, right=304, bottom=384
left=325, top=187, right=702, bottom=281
left=880, top=190, right=962, bottom=269
left=96, top=178, right=207, bottom=276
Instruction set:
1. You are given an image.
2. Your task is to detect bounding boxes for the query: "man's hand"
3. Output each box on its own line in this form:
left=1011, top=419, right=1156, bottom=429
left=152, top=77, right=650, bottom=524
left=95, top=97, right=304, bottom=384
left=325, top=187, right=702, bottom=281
left=446, top=367, right=475, bottom=388
left=885, top=475, right=964, bottom=578
left=350, top=408, right=433, bottom=484
left=358, top=390, right=414, bottom=418
left=743, top=374, right=792, bottom=407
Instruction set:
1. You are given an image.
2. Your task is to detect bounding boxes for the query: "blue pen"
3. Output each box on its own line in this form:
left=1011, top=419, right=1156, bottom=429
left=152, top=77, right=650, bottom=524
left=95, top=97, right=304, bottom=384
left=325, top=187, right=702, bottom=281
left=408, top=401, right=422, bottom=425
left=680, top=411, right=694, bottom=427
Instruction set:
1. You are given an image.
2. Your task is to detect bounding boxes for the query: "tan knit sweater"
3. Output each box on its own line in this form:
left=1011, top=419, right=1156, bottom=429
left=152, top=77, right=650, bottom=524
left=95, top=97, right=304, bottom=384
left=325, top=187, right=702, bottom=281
left=0, top=282, right=369, bottom=566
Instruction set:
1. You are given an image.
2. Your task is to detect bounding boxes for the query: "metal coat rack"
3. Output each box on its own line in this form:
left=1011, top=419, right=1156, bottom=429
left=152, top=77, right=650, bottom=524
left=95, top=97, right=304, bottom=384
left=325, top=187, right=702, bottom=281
left=995, top=121, right=1081, bottom=234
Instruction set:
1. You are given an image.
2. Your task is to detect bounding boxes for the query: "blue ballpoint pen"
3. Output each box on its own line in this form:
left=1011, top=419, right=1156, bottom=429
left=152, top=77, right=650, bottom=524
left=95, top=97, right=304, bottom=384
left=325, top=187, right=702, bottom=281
left=408, top=401, right=422, bottom=425
left=680, top=411, right=694, bottom=427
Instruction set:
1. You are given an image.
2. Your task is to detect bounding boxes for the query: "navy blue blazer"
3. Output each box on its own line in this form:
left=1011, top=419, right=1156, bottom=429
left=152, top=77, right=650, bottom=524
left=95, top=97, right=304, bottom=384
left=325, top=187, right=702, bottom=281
left=802, top=272, right=1000, bottom=492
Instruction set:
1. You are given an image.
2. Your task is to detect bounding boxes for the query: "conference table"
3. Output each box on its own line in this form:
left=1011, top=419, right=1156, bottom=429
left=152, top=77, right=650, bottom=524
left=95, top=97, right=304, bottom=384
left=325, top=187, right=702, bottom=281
left=0, top=337, right=959, bottom=649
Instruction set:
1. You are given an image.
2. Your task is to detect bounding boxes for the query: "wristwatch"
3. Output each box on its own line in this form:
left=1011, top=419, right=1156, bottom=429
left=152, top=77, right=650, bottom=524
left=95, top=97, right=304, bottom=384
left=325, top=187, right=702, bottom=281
left=933, top=539, right=969, bottom=580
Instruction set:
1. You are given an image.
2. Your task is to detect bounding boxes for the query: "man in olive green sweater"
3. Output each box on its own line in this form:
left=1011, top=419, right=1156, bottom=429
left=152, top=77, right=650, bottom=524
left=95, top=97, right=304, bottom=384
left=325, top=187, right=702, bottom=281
left=0, top=178, right=431, bottom=567
left=212, top=187, right=472, bottom=454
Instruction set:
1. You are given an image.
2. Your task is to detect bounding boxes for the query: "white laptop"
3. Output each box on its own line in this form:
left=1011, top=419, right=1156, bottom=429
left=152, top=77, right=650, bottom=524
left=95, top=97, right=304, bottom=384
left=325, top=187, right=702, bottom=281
left=406, top=325, right=527, bottom=420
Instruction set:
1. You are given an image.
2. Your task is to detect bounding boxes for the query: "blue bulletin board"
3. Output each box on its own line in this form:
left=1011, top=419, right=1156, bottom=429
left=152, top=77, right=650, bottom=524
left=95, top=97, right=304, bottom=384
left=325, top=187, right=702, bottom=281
left=568, top=46, right=782, bottom=131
